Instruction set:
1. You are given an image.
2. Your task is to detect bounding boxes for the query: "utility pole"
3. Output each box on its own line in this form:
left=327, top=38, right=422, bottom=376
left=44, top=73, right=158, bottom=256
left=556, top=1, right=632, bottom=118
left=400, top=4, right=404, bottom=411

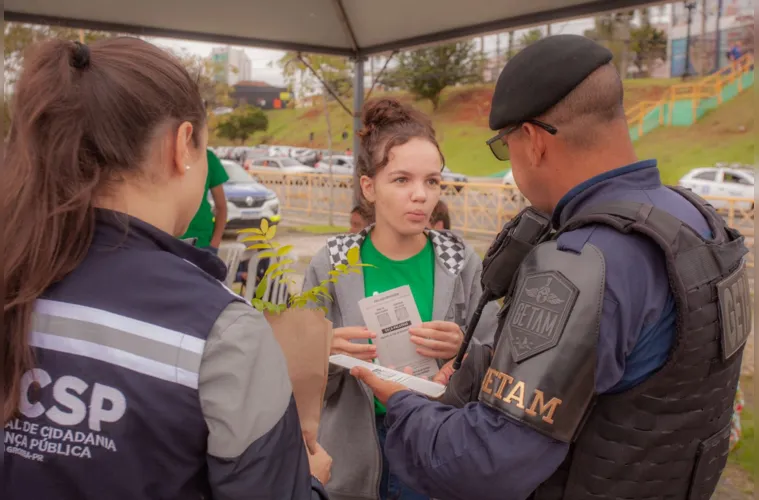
left=700, top=0, right=708, bottom=75
left=684, top=2, right=697, bottom=79
left=715, top=0, right=724, bottom=71
left=507, top=31, right=515, bottom=62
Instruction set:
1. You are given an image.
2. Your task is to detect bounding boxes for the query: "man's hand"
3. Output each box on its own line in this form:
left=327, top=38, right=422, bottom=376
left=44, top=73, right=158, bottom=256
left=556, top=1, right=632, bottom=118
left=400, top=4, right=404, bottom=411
left=350, top=366, right=409, bottom=405
left=433, top=344, right=492, bottom=408
left=305, top=440, right=332, bottom=486
left=432, top=358, right=458, bottom=385
left=332, top=327, right=377, bottom=361
left=409, top=321, right=464, bottom=360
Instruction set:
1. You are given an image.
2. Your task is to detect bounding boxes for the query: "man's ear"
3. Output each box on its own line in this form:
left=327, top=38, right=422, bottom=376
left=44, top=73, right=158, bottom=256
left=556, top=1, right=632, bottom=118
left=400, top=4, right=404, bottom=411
left=522, top=123, right=547, bottom=168
left=172, top=121, right=195, bottom=175
left=360, top=175, right=376, bottom=203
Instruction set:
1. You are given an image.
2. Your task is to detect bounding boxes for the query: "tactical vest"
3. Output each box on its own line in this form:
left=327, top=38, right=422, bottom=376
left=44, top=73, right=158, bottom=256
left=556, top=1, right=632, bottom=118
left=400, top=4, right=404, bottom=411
left=531, top=187, right=750, bottom=500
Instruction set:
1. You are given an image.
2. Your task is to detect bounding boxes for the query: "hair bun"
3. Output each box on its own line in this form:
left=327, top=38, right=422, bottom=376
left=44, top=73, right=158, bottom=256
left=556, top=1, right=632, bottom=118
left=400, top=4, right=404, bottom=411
left=360, top=98, right=415, bottom=134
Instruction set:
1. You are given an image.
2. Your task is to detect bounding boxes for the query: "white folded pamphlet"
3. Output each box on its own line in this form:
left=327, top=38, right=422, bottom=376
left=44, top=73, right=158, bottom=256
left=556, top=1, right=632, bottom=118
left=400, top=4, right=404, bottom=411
left=329, top=354, right=446, bottom=398
left=358, top=285, right=439, bottom=378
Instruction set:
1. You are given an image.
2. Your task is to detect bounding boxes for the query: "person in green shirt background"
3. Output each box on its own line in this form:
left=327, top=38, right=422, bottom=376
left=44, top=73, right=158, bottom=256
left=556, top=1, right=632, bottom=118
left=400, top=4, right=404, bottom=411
left=181, top=149, right=229, bottom=253
left=303, top=98, right=498, bottom=500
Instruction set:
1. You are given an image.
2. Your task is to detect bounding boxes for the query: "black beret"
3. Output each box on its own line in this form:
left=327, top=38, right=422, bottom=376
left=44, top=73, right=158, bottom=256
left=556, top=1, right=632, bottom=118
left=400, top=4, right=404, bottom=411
left=489, top=34, right=613, bottom=131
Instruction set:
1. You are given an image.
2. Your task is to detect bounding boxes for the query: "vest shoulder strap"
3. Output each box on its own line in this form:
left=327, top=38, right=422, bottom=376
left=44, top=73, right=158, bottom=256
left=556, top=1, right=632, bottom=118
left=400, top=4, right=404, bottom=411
left=557, top=188, right=747, bottom=291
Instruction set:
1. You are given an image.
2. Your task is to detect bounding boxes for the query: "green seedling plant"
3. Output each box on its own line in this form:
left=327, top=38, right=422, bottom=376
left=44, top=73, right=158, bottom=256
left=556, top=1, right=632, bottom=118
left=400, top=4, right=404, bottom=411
left=240, top=219, right=369, bottom=314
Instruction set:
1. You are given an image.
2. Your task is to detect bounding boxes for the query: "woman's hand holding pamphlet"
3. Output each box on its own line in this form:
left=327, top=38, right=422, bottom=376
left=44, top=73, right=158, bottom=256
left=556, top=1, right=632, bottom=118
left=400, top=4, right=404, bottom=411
left=329, top=285, right=446, bottom=398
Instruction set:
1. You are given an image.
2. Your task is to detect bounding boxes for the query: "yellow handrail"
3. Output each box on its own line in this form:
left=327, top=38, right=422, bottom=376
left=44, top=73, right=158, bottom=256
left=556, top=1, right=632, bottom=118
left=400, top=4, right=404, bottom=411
left=627, top=52, right=754, bottom=131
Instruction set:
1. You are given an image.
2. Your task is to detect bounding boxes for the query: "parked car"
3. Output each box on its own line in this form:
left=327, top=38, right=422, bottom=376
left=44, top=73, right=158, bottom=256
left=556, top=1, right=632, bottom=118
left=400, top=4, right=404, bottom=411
left=314, top=155, right=354, bottom=176
left=295, top=148, right=322, bottom=166
left=678, top=165, right=754, bottom=210
left=268, top=145, right=295, bottom=157
left=441, top=166, right=468, bottom=191
left=500, top=168, right=524, bottom=202
left=247, top=156, right=316, bottom=184
left=217, top=160, right=281, bottom=231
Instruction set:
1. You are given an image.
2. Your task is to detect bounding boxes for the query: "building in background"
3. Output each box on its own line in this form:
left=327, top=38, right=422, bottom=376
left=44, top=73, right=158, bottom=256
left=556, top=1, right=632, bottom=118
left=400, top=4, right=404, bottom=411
left=231, top=81, right=291, bottom=110
left=210, top=46, right=253, bottom=86
left=668, top=0, right=753, bottom=77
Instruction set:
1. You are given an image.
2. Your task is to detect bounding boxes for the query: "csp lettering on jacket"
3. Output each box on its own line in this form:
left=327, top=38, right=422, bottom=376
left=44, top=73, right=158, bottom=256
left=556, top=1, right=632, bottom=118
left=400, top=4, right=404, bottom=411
left=4, top=369, right=125, bottom=463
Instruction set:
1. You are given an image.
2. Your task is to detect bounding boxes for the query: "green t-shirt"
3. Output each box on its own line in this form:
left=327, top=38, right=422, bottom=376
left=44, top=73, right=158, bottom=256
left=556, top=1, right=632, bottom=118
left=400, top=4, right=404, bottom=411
left=181, top=149, right=230, bottom=248
left=361, top=233, right=435, bottom=416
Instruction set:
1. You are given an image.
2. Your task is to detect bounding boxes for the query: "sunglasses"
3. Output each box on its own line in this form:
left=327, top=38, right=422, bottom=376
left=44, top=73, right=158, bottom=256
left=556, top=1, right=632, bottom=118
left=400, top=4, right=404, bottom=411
left=486, top=119, right=558, bottom=161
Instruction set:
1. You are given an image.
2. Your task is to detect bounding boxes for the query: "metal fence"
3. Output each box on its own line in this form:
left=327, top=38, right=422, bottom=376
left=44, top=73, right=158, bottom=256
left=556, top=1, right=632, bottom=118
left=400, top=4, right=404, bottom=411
left=252, top=170, right=755, bottom=268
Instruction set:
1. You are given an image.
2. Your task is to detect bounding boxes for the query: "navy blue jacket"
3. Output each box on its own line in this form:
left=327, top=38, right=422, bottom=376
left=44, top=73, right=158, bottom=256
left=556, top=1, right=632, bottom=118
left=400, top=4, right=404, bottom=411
left=380, top=161, right=712, bottom=500
left=3, top=210, right=327, bottom=500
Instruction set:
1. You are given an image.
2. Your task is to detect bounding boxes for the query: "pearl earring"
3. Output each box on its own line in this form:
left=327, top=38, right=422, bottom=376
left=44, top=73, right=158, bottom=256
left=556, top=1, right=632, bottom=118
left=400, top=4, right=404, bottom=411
left=185, top=165, right=191, bottom=170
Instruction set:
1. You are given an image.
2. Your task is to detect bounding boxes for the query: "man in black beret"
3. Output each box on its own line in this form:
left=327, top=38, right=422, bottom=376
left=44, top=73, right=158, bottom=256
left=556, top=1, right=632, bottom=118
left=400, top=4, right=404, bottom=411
left=350, top=34, right=749, bottom=500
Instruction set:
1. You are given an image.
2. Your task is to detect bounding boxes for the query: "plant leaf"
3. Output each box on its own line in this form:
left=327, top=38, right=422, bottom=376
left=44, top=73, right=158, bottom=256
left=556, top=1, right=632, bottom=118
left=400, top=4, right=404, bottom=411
left=264, top=259, right=294, bottom=279
left=328, top=278, right=338, bottom=284
left=246, top=243, right=272, bottom=250
left=260, top=219, right=270, bottom=235
left=265, top=225, right=278, bottom=240
left=276, top=244, right=293, bottom=257
left=349, top=267, right=362, bottom=274
left=241, top=235, right=268, bottom=242
left=335, top=263, right=347, bottom=273
left=257, top=250, right=277, bottom=259
left=328, top=270, right=341, bottom=277
left=270, top=268, right=294, bottom=281
left=255, top=278, right=268, bottom=300
left=346, top=246, right=360, bottom=266
left=238, top=228, right=263, bottom=235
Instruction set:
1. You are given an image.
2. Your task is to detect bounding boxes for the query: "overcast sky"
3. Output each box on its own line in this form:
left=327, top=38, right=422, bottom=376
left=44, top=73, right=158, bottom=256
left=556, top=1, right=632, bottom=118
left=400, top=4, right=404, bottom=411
left=142, top=6, right=672, bottom=88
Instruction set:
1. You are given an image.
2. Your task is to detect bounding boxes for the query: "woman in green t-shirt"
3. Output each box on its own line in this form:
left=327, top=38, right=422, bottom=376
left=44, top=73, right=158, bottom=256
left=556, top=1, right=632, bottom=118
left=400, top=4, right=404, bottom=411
left=303, top=98, right=499, bottom=500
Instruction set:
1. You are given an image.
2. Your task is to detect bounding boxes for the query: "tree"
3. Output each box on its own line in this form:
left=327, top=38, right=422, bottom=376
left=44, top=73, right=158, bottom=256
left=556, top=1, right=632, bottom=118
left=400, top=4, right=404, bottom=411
left=215, top=105, right=268, bottom=145
left=4, top=23, right=117, bottom=87
left=382, top=42, right=483, bottom=111
left=519, top=29, right=544, bottom=48
left=4, top=24, right=231, bottom=110
left=167, top=48, right=233, bottom=110
left=584, top=11, right=635, bottom=78
left=278, top=53, right=353, bottom=103
left=629, top=16, right=668, bottom=77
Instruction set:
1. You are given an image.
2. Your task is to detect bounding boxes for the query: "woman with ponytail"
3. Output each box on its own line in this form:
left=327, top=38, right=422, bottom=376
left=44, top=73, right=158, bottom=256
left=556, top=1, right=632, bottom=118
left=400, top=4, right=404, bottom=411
left=303, top=98, right=498, bottom=500
left=3, top=37, right=330, bottom=499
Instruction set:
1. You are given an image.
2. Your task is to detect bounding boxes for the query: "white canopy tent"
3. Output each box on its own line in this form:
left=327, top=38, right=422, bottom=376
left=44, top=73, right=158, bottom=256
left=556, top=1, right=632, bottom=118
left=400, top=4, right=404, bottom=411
left=5, top=0, right=667, bottom=156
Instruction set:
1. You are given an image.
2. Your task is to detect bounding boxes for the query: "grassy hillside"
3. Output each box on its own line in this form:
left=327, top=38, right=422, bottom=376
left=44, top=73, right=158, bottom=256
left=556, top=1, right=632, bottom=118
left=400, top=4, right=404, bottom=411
left=212, top=79, right=753, bottom=181
left=636, top=89, right=754, bottom=184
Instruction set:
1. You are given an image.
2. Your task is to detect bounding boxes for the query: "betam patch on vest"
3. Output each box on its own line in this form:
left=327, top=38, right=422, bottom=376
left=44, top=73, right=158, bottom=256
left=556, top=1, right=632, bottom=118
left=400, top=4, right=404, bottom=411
left=506, top=271, right=579, bottom=363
